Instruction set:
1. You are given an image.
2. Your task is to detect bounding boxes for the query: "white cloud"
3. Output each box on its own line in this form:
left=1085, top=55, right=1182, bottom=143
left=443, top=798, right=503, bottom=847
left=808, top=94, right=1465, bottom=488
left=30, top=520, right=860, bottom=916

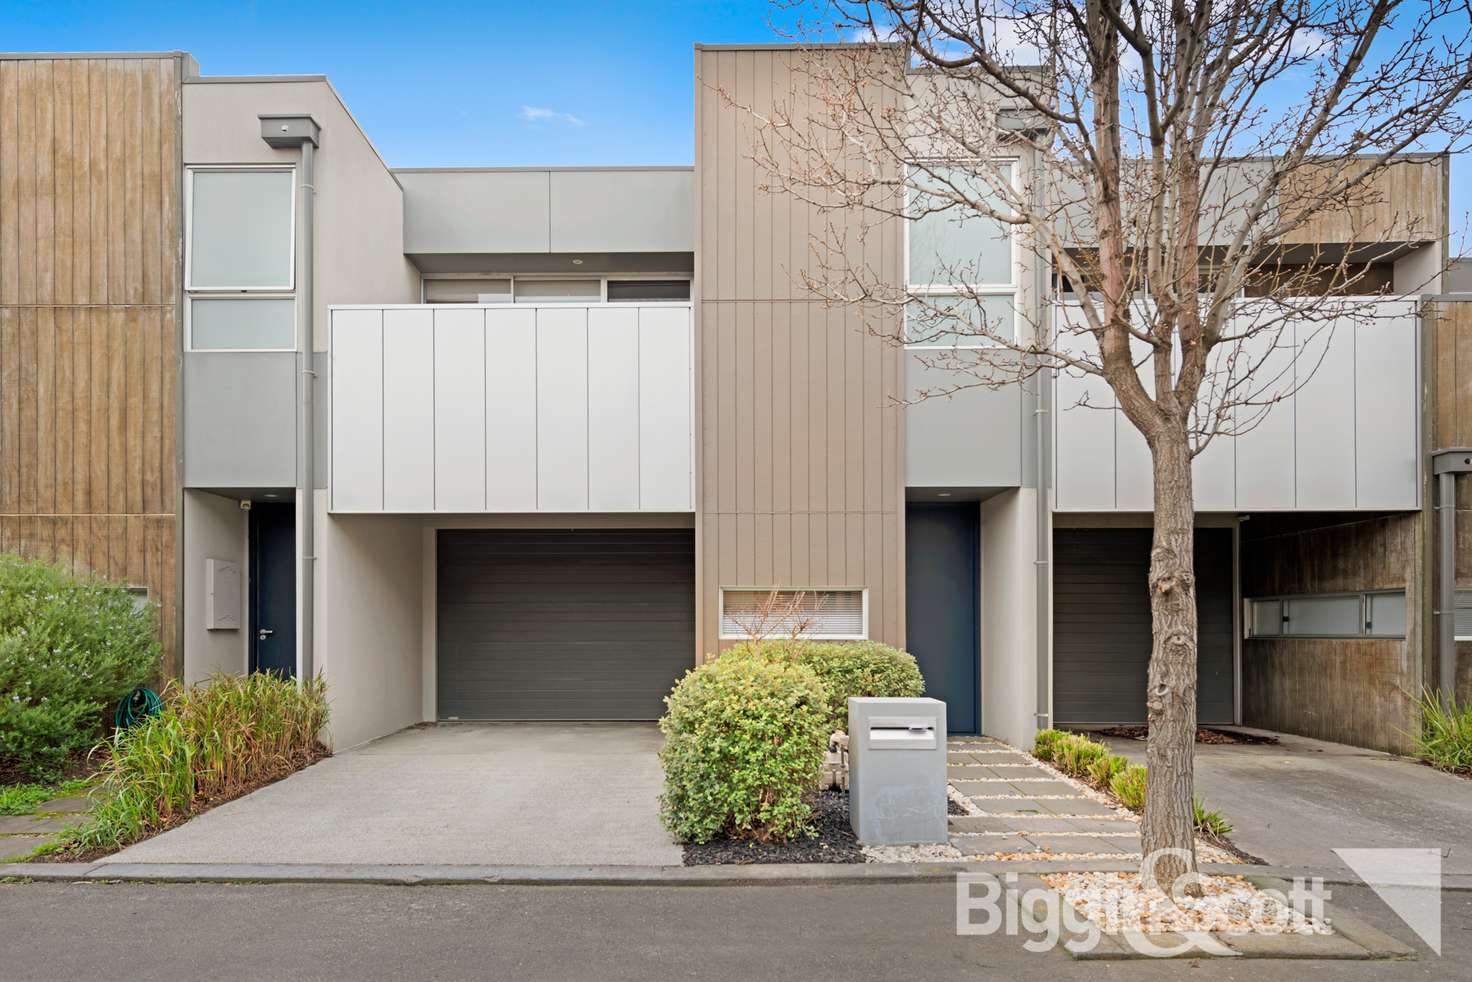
left=520, top=105, right=584, bottom=126
left=1289, top=28, right=1332, bottom=59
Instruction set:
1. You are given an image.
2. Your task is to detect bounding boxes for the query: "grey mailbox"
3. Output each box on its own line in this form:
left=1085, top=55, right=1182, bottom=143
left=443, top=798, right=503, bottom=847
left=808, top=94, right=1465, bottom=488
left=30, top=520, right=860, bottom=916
left=847, top=696, right=949, bottom=845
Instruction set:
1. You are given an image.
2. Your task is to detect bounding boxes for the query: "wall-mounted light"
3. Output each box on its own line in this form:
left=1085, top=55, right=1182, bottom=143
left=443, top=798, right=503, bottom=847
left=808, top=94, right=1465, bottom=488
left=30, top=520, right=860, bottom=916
left=571, top=258, right=584, bottom=265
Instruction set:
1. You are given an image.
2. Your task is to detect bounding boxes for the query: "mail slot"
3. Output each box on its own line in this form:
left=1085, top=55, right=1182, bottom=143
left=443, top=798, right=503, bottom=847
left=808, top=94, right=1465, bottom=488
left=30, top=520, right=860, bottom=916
left=867, top=717, right=938, bottom=750
left=848, top=697, right=949, bottom=845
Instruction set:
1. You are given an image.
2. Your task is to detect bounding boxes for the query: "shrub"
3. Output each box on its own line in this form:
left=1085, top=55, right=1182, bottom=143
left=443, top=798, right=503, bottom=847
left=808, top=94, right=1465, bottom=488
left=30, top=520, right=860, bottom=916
left=1033, top=729, right=1066, bottom=762
left=0, top=555, right=159, bottom=780
left=1087, top=752, right=1129, bottom=787
left=724, top=639, right=925, bottom=731
left=1193, top=797, right=1233, bottom=836
left=1056, top=735, right=1108, bottom=777
left=1415, top=691, right=1472, bottom=774
left=66, top=673, right=328, bottom=853
left=1110, top=764, right=1149, bottom=810
left=658, top=655, right=830, bottom=844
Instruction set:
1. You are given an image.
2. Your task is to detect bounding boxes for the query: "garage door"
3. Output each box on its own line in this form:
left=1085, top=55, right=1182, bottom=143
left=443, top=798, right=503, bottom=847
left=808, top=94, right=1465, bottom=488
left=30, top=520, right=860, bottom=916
left=437, top=528, right=695, bottom=720
left=1053, top=528, right=1235, bottom=726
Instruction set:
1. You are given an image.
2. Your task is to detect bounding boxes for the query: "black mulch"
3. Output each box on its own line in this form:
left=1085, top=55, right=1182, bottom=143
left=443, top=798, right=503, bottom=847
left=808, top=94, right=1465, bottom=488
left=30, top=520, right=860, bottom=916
left=683, top=791, right=866, bottom=865
left=1092, top=725, right=1279, bottom=746
left=947, top=796, right=967, bottom=816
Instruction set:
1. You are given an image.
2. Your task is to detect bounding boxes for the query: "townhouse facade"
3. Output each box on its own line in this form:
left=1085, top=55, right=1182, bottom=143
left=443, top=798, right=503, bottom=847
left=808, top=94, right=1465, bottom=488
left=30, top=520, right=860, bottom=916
left=1, top=46, right=1468, bottom=753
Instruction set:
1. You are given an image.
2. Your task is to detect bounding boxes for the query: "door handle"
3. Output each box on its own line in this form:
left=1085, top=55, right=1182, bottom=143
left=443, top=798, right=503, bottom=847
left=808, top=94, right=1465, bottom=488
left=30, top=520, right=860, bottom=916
left=258, top=628, right=275, bottom=641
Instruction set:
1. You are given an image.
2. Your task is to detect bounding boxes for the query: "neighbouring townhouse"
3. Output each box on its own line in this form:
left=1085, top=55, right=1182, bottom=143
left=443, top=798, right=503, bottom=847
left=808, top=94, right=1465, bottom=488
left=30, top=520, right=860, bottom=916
left=0, top=46, right=1468, bottom=754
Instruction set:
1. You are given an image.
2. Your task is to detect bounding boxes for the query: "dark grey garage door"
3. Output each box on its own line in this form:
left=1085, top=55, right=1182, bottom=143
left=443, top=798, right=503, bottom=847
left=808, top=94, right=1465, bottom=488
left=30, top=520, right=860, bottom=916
left=437, top=529, right=695, bottom=720
left=1053, top=528, right=1235, bottom=726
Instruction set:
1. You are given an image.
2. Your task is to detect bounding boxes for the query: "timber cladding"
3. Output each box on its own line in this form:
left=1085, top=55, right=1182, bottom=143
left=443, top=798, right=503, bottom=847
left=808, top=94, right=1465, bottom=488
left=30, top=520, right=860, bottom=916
left=693, top=46, right=906, bottom=657
left=0, top=54, right=185, bottom=675
left=1239, top=513, right=1423, bottom=754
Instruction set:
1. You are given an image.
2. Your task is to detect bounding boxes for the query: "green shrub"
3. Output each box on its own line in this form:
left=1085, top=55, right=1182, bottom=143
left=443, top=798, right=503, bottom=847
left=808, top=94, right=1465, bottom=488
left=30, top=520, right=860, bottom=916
left=1056, top=735, right=1108, bottom=778
left=1193, top=797, right=1233, bottom=836
left=724, top=639, right=924, bottom=731
left=66, top=673, right=327, bottom=853
left=1110, top=764, right=1149, bottom=810
left=1033, top=729, right=1066, bottom=762
left=1087, top=752, right=1129, bottom=787
left=0, top=555, right=159, bottom=780
left=1415, top=691, right=1472, bottom=773
left=658, top=655, right=831, bottom=844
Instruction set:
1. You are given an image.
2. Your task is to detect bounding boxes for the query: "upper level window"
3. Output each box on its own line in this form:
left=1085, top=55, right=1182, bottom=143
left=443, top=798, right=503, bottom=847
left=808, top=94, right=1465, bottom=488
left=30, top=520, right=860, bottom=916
left=514, top=278, right=602, bottom=303
left=424, top=278, right=511, bottom=303
left=187, top=168, right=295, bottom=291
left=905, top=161, right=1017, bottom=346
left=607, top=280, right=691, bottom=302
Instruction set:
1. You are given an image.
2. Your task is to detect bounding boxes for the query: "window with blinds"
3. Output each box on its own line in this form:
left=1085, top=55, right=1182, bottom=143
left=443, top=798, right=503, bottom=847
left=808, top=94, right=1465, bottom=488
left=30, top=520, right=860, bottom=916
left=1457, top=590, right=1472, bottom=641
left=719, top=589, right=867, bottom=640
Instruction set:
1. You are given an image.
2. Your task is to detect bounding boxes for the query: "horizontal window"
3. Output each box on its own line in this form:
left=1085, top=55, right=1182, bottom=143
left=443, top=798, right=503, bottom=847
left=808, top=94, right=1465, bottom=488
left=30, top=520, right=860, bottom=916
left=1457, top=590, right=1472, bottom=642
left=189, top=297, right=295, bottom=350
left=905, top=293, right=1016, bottom=347
left=607, top=279, right=691, bottom=302
left=1246, top=590, right=1407, bottom=639
left=188, top=168, right=294, bottom=290
left=424, top=278, right=511, bottom=303
left=720, top=589, right=866, bottom=640
left=514, top=278, right=601, bottom=303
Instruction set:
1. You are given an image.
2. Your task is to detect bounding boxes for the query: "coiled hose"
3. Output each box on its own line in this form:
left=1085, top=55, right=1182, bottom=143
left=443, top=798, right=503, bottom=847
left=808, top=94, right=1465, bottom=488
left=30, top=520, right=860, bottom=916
left=114, top=686, right=162, bottom=730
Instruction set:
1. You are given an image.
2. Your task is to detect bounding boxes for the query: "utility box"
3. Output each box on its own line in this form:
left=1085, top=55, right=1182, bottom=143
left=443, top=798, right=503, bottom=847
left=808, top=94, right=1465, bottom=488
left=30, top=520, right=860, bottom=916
left=847, top=696, right=948, bottom=845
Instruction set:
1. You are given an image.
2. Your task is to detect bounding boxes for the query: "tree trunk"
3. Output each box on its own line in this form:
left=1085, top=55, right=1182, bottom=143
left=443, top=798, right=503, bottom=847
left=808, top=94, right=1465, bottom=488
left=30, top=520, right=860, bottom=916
left=1140, top=425, right=1201, bottom=893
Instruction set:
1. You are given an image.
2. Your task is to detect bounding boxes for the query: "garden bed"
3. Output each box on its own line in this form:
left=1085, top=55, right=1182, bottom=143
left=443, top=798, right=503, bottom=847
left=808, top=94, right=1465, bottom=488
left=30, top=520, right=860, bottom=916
left=1091, top=726, right=1278, bottom=746
left=683, top=791, right=865, bottom=865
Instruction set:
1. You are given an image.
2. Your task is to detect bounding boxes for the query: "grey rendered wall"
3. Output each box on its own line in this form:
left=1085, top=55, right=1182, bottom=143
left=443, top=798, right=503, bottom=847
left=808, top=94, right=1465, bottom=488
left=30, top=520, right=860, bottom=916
left=183, top=353, right=296, bottom=487
left=980, top=488, right=1039, bottom=749
left=906, top=353, right=1027, bottom=488
left=181, top=489, right=247, bottom=682
left=396, top=168, right=694, bottom=256
left=694, top=46, right=907, bottom=658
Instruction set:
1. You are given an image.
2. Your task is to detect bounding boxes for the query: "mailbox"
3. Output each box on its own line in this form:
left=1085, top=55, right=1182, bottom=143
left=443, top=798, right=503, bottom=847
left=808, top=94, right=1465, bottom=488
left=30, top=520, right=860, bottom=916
left=847, top=696, right=949, bottom=845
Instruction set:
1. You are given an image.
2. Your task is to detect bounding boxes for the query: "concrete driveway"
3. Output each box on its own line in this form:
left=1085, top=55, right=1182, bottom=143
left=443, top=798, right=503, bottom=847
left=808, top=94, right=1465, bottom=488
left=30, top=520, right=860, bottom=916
left=1102, top=729, right=1472, bottom=874
left=99, top=723, right=682, bottom=867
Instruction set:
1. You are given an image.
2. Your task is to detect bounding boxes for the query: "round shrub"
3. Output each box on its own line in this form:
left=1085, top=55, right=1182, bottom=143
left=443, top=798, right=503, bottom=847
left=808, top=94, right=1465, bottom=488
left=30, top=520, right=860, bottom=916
left=658, top=655, right=830, bottom=844
left=0, top=555, right=159, bottom=780
left=725, top=640, right=925, bottom=731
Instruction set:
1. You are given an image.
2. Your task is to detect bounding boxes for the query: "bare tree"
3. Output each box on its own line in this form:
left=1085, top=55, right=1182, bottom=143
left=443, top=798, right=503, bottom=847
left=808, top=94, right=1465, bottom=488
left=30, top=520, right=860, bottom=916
left=736, top=0, right=1472, bottom=889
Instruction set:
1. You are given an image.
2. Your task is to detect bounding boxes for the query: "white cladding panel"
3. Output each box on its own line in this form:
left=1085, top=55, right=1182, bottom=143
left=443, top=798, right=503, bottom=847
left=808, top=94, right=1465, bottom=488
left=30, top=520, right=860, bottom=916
left=1054, top=300, right=1420, bottom=512
left=329, top=304, right=694, bottom=513
left=330, top=309, right=384, bottom=511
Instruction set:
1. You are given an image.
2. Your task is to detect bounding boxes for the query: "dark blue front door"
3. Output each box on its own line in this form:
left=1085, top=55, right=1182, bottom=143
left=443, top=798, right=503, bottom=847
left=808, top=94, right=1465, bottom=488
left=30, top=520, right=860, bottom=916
left=905, top=502, right=980, bottom=734
left=249, top=502, right=297, bottom=678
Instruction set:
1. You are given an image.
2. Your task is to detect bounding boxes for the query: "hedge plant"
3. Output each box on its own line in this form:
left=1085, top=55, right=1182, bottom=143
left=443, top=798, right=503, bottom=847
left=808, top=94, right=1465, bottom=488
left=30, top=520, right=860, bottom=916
left=658, top=655, right=830, bottom=843
left=0, top=555, right=159, bottom=780
left=724, top=639, right=925, bottom=731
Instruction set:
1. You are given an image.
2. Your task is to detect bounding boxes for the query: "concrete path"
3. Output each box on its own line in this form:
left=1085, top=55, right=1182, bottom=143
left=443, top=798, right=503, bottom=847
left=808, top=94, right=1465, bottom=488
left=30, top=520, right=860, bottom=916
left=100, top=722, right=682, bottom=866
left=948, top=738, right=1143, bottom=858
left=1100, top=729, right=1472, bottom=874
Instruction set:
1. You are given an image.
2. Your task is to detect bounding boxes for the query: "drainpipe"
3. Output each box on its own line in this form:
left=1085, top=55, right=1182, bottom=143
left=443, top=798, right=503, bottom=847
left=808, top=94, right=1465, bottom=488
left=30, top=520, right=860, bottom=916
left=261, top=115, right=321, bottom=682
left=1033, top=167, right=1052, bottom=732
left=1432, top=448, right=1471, bottom=708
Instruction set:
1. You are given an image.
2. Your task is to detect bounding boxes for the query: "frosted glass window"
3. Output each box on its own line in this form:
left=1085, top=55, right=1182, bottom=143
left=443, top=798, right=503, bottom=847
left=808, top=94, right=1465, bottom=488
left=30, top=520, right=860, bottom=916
left=908, top=163, right=1014, bottom=287
left=720, top=589, right=866, bottom=640
left=1284, top=595, right=1361, bottom=636
left=190, top=298, right=295, bottom=350
left=905, top=294, right=1015, bottom=346
left=188, top=169, right=294, bottom=289
left=1365, top=592, right=1406, bottom=638
left=513, top=279, right=600, bottom=303
left=1455, top=590, right=1472, bottom=641
left=1250, top=599, right=1283, bottom=637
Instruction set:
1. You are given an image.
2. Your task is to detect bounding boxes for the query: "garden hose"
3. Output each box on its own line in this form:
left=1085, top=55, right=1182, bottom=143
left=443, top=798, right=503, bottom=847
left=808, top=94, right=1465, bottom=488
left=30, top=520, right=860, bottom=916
left=114, top=686, right=162, bottom=730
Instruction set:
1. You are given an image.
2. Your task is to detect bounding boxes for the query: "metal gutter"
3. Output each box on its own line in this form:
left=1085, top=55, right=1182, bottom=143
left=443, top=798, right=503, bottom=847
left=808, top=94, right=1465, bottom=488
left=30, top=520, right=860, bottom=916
left=1033, top=165, right=1053, bottom=731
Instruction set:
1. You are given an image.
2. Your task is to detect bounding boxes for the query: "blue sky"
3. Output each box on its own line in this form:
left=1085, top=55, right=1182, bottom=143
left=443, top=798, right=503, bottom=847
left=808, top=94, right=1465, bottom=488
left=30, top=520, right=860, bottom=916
left=1, top=0, right=1466, bottom=246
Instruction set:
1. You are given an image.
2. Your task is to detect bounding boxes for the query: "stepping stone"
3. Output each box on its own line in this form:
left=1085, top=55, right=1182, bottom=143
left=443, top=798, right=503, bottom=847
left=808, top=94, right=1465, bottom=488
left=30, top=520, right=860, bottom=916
left=0, top=815, right=74, bottom=835
left=948, top=765, right=1031, bottom=780
left=1224, top=931, right=1371, bottom=960
left=36, top=796, right=92, bottom=814
left=0, top=835, right=50, bottom=862
left=1022, top=833, right=1142, bottom=855
left=950, top=815, right=1138, bottom=835
left=1001, top=780, right=1080, bottom=797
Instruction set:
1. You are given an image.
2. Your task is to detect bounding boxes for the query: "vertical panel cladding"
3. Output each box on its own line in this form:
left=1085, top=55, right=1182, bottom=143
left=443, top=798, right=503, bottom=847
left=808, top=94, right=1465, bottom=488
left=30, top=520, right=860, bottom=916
left=484, top=307, right=538, bottom=510
left=586, top=306, right=640, bottom=511
left=638, top=306, right=694, bottom=511
left=694, top=46, right=907, bottom=659
left=433, top=307, right=487, bottom=511
left=1294, top=319, right=1357, bottom=508
left=1355, top=302, right=1419, bottom=508
left=536, top=307, right=590, bottom=512
left=381, top=308, right=435, bottom=511
left=330, top=309, right=384, bottom=511
left=0, top=54, right=183, bottom=672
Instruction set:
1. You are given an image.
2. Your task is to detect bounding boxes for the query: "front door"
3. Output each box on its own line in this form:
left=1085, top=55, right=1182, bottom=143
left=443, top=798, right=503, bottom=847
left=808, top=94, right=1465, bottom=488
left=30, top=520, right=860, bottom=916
left=905, top=502, right=981, bottom=734
left=249, top=502, right=297, bottom=677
